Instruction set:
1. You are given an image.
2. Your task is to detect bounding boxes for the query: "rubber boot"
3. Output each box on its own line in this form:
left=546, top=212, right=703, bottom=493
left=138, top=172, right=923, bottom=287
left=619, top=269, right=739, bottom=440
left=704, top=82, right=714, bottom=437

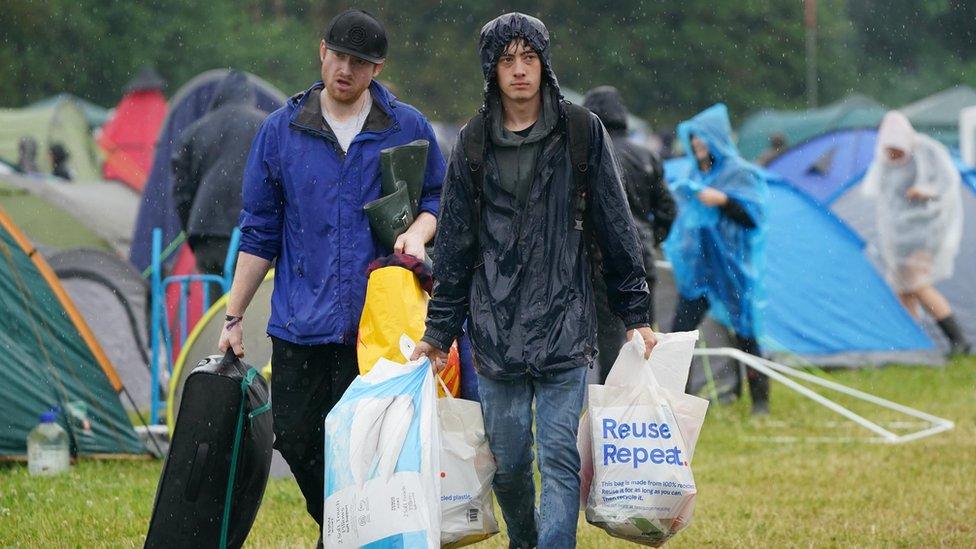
left=736, top=336, right=769, bottom=415
left=364, top=181, right=414, bottom=250
left=380, top=139, right=429, bottom=215
left=937, top=315, right=971, bottom=357
left=747, top=370, right=770, bottom=416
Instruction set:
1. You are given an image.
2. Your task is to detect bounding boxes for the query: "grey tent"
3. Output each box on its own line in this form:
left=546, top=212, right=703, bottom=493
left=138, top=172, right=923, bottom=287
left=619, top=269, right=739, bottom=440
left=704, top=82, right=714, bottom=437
left=48, top=248, right=151, bottom=412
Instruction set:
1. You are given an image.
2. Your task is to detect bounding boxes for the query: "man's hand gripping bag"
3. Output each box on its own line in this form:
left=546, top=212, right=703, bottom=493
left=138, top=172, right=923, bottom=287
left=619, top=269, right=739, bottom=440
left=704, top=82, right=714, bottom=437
left=579, top=331, right=709, bottom=546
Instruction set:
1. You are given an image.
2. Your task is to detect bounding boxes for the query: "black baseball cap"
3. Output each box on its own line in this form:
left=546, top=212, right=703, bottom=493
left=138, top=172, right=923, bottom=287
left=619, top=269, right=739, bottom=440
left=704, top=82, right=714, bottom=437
left=323, top=9, right=388, bottom=64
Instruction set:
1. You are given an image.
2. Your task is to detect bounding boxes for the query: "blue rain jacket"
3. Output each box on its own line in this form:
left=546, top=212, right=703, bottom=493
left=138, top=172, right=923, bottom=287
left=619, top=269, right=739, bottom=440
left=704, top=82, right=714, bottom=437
left=663, top=104, right=767, bottom=338
left=238, top=81, right=445, bottom=345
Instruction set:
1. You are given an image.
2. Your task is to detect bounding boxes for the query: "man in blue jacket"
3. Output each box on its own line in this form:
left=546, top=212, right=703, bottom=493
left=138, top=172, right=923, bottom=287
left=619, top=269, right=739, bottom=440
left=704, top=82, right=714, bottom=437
left=217, top=9, right=445, bottom=531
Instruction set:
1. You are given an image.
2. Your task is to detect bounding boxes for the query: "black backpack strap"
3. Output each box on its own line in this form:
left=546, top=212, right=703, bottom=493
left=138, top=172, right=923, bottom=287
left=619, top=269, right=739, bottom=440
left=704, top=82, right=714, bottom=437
left=462, top=113, right=487, bottom=243
left=563, top=102, right=592, bottom=231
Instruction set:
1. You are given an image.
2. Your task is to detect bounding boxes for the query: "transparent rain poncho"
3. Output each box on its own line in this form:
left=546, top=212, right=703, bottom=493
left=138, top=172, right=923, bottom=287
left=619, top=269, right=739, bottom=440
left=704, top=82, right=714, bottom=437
left=663, top=104, right=768, bottom=338
left=862, top=111, right=964, bottom=292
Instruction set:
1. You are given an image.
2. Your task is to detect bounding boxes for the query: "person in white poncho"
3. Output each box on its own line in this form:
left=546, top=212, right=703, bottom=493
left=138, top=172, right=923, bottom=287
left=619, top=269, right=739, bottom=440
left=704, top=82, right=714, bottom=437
left=864, top=111, right=970, bottom=355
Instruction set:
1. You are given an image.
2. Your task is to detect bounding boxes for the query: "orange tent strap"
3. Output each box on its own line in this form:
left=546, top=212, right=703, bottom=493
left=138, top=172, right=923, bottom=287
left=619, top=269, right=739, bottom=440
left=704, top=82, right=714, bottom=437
left=0, top=208, right=124, bottom=392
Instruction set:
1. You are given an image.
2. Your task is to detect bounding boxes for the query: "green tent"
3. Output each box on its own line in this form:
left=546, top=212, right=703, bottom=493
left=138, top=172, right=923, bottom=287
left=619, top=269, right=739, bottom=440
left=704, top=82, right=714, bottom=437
left=29, top=93, right=111, bottom=129
left=0, top=98, right=102, bottom=181
left=901, top=85, right=976, bottom=149
left=737, top=95, right=887, bottom=161
left=0, top=175, right=113, bottom=252
left=0, top=208, right=144, bottom=458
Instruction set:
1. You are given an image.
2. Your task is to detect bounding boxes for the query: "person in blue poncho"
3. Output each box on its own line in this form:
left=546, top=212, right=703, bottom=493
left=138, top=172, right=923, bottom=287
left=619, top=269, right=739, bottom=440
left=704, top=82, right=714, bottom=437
left=663, top=103, right=771, bottom=415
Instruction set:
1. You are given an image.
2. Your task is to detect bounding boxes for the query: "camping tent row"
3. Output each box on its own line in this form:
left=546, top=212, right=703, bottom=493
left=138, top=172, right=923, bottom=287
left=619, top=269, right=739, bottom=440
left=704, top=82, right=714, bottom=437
left=737, top=86, right=976, bottom=162
left=664, top=127, right=974, bottom=367
left=765, top=128, right=976, bottom=353
left=663, top=154, right=944, bottom=368
left=0, top=208, right=144, bottom=458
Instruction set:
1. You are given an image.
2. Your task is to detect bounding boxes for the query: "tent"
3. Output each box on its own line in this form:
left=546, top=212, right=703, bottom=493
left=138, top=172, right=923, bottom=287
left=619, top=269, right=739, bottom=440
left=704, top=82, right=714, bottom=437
left=0, top=209, right=144, bottom=458
left=900, top=85, right=976, bottom=149
left=166, top=272, right=275, bottom=432
left=772, top=128, right=976, bottom=351
left=130, top=69, right=287, bottom=272
left=737, top=95, right=886, bottom=162
left=663, top=156, right=940, bottom=366
left=0, top=172, right=140, bottom=254
left=30, top=93, right=111, bottom=129
left=98, top=68, right=168, bottom=191
left=762, top=128, right=877, bottom=205
left=0, top=98, right=102, bottom=180
left=48, top=248, right=151, bottom=412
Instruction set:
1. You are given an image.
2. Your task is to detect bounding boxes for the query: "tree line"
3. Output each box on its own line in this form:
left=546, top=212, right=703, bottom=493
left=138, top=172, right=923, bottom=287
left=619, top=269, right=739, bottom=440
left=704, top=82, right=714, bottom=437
left=2, top=0, right=974, bottom=128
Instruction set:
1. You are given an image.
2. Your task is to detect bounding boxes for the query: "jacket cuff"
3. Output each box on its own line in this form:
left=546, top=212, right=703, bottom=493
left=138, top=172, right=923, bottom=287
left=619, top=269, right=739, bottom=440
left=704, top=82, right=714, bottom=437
left=625, top=322, right=651, bottom=331
left=238, top=242, right=278, bottom=262
left=421, top=327, right=453, bottom=352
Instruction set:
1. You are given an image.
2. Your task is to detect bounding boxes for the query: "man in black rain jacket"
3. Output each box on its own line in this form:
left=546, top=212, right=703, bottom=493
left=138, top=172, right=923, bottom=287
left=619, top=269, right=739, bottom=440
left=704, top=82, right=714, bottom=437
left=412, top=13, right=656, bottom=548
left=584, top=85, right=676, bottom=382
left=172, top=70, right=267, bottom=274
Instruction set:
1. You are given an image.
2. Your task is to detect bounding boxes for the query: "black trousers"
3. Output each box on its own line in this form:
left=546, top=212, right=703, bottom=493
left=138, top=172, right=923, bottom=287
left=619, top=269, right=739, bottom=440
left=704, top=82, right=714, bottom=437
left=270, top=337, right=359, bottom=528
left=671, top=295, right=768, bottom=400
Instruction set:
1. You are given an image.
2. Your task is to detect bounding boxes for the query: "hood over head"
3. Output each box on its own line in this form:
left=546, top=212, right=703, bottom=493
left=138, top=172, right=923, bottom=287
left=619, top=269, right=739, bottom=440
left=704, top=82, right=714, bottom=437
left=478, top=13, right=560, bottom=110
left=876, top=110, right=917, bottom=163
left=678, top=103, right=740, bottom=165
left=208, top=70, right=256, bottom=112
left=583, top=85, right=628, bottom=132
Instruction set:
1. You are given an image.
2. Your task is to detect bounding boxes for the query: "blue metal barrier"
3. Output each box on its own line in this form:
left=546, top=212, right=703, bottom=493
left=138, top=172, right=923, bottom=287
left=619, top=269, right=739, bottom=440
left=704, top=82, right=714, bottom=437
left=148, top=227, right=242, bottom=424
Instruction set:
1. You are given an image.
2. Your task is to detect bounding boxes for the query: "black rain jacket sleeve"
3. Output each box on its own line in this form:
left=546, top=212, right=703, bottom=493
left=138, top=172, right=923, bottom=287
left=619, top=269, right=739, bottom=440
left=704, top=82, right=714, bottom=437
left=587, top=120, right=652, bottom=330
left=422, top=136, right=477, bottom=351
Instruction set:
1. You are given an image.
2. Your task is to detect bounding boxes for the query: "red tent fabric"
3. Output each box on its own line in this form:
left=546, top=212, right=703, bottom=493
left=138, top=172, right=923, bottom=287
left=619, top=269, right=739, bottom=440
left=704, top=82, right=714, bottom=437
left=99, top=89, right=167, bottom=190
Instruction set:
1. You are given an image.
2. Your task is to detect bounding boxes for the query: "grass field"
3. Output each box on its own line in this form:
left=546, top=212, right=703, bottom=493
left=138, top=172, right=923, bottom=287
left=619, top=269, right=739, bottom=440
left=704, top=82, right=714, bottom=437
left=2, top=357, right=974, bottom=547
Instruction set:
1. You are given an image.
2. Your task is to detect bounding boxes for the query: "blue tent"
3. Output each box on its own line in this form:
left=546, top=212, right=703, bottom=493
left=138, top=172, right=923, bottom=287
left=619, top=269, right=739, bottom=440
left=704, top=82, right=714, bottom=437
left=663, top=157, right=940, bottom=366
left=771, top=129, right=976, bottom=353
left=764, top=129, right=877, bottom=205
left=130, top=69, right=286, bottom=272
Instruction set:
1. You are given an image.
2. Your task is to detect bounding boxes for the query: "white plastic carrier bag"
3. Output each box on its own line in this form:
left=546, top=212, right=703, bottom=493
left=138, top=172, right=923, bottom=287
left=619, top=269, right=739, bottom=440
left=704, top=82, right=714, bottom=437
left=435, top=376, right=500, bottom=548
left=322, top=350, right=441, bottom=548
left=579, top=331, right=708, bottom=546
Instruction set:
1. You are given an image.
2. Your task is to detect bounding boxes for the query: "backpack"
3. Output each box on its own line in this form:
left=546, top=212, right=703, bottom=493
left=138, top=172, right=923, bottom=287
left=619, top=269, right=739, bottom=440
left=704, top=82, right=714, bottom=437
left=461, top=102, right=593, bottom=240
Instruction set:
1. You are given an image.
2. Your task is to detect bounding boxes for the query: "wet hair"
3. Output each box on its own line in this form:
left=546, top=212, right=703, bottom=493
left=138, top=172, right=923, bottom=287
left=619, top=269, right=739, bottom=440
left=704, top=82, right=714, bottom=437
left=500, top=37, right=534, bottom=57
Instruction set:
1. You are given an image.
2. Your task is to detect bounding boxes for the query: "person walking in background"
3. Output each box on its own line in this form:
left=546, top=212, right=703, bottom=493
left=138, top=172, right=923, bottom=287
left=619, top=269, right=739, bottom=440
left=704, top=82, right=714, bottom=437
left=172, top=70, right=266, bottom=275
left=863, top=111, right=969, bottom=355
left=664, top=103, right=771, bottom=415
left=217, top=9, right=445, bottom=539
left=411, top=13, right=656, bottom=547
left=584, top=85, right=676, bottom=382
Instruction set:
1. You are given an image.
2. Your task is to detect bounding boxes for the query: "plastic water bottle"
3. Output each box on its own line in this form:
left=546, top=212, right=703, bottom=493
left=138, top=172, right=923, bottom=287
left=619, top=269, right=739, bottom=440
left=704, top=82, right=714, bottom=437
left=27, top=411, right=71, bottom=476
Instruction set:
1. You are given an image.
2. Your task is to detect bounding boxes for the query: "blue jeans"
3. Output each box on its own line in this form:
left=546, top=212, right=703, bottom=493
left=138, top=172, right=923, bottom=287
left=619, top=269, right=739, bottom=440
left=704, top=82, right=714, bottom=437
left=477, top=367, right=588, bottom=549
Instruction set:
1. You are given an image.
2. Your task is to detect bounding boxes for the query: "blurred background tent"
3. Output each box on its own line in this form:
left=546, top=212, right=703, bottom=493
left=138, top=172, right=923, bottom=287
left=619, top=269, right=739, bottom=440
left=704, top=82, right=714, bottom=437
left=0, top=97, right=102, bottom=180
left=29, top=93, right=110, bottom=128
left=98, top=67, right=168, bottom=191
left=48, top=248, right=152, bottom=413
left=129, top=68, right=286, bottom=272
left=663, top=156, right=940, bottom=367
left=765, top=129, right=976, bottom=353
left=0, top=172, right=139, bottom=254
left=736, top=95, right=887, bottom=162
left=0, top=209, right=144, bottom=458
left=900, top=85, right=976, bottom=149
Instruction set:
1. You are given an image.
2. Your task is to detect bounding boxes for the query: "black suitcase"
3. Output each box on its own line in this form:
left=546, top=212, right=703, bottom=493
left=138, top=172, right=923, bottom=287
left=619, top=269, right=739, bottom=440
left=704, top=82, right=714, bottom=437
left=146, top=351, right=273, bottom=549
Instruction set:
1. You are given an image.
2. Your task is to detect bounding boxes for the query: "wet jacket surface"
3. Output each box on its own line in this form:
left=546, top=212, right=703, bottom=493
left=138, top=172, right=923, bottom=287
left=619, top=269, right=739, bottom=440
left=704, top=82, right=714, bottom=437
left=172, top=71, right=267, bottom=238
left=238, top=80, right=445, bottom=345
left=423, top=13, right=650, bottom=379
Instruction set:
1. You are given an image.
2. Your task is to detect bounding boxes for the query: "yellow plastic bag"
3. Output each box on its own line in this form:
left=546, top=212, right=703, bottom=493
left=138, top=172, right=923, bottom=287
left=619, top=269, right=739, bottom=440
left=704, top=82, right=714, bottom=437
left=358, top=266, right=459, bottom=396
